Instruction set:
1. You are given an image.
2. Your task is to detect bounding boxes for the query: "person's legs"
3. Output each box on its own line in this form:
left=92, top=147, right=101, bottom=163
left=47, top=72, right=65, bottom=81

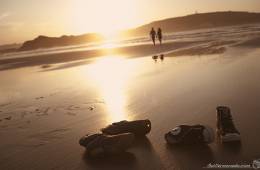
left=152, top=37, right=155, bottom=46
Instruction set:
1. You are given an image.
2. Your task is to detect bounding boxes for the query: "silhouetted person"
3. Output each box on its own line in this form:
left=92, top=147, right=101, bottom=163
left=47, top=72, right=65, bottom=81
left=157, top=28, right=162, bottom=45
left=150, top=27, right=156, bottom=46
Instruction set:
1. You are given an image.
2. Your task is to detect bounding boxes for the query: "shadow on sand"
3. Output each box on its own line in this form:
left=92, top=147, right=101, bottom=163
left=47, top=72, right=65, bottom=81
left=82, top=136, right=164, bottom=170
left=165, top=144, right=214, bottom=169
left=83, top=151, right=137, bottom=170
left=215, top=131, right=242, bottom=155
left=129, top=136, right=165, bottom=170
left=217, top=140, right=242, bottom=155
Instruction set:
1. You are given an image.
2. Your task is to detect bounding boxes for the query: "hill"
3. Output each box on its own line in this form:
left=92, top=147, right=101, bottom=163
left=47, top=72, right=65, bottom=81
left=19, top=11, right=260, bottom=51
left=128, top=11, right=260, bottom=36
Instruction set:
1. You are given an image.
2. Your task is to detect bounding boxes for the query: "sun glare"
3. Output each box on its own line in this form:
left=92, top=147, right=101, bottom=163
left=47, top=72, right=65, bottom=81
left=70, top=0, right=139, bottom=38
left=86, top=56, right=138, bottom=123
left=99, top=42, right=119, bottom=49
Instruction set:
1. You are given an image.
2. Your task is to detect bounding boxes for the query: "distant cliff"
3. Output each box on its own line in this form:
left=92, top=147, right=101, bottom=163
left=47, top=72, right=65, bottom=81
left=20, top=11, right=260, bottom=51
left=19, top=34, right=104, bottom=51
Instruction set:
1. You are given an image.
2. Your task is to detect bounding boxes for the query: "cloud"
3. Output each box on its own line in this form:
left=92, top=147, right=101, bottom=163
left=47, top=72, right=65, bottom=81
left=0, top=12, right=23, bottom=32
left=0, top=12, right=10, bottom=21
left=0, top=22, right=23, bottom=31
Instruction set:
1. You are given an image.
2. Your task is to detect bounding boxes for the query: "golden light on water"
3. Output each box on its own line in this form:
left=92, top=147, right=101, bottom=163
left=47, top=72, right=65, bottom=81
left=86, top=55, right=138, bottom=123
left=99, top=42, right=119, bottom=49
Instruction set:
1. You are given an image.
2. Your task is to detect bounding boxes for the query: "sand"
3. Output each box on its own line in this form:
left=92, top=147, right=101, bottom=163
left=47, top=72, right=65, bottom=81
left=1, top=24, right=260, bottom=170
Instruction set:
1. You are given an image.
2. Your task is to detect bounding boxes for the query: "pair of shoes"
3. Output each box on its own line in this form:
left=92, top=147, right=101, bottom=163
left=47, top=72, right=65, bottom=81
left=79, top=119, right=151, bottom=157
left=165, top=106, right=241, bottom=145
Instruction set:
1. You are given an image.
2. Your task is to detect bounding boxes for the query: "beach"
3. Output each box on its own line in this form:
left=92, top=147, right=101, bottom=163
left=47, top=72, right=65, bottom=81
left=1, top=24, right=260, bottom=170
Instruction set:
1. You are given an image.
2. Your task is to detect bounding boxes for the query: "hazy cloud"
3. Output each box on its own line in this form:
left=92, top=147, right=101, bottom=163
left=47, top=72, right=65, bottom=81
left=0, top=12, right=10, bottom=21
left=0, top=12, right=23, bottom=31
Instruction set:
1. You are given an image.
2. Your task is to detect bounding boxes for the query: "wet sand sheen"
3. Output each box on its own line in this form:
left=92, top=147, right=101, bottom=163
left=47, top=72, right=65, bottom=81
left=1, top=23, right=260, bottom=169
left=0, top=46, right=260, bottom=169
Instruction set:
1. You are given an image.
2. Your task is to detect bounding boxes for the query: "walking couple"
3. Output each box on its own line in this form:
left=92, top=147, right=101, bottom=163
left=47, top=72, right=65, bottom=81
left=150, top=27, right=163, bottom=46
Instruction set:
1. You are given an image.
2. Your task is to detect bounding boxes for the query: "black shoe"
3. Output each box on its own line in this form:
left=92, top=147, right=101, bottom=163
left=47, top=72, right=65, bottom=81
left=79, top=133, right=134, bottom=157
left=165, top=125, right=215, bottom=145
left=101, top=119, right=151, bottom=136
left=216, top=106, right=241, bottom=142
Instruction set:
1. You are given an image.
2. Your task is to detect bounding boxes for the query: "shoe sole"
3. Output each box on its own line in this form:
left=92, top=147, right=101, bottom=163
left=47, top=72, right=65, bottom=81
left=221, top=133, right=241, bottom=142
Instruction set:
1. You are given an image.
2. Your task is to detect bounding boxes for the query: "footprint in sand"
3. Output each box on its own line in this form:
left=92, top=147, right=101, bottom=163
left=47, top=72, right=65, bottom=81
left=26, top=128, right=70, bottom=147
left=0, top=125, right=8, bottom=128
left=29, top=128, right=70, bottom=143
left=88, top=106, right=95, bottom=111
left=36, top=107, right=50, bottom=116
left=21, top=112, right=27, bottom=118
left=66, top=112, right=77, bottom=116
left=4, top=116, right=12, bottom=120
left=67, top=105, right=81, bottom=111
left=35, top=96, right=44, bottom=100
left=18, top=121, right=31, bottom=129
left=0, top=102, right=12, bottom=107
left=49, top=91, right=60, bottom=96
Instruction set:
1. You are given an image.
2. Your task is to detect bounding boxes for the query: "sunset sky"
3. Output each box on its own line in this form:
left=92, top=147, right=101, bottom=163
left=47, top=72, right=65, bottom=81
left=1, top=0, right=260, bottom=45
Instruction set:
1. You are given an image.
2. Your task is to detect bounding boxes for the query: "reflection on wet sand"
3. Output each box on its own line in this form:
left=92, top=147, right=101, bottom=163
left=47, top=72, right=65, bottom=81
left=86, top=56, right=139, bottom=123
left=82, top=137, right=164, bottom=170
left=152, top=54, right=165, bottom=63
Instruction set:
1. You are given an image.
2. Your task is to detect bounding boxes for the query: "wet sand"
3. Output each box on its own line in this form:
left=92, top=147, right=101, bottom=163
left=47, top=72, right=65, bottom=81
left=1, top=25, right=260, bottom=170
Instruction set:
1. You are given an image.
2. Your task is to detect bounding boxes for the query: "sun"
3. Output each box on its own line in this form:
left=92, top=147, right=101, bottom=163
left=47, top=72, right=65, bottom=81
left=100, top=30, right=119, bottom=41
left=70, top=0, right=139, bottom=38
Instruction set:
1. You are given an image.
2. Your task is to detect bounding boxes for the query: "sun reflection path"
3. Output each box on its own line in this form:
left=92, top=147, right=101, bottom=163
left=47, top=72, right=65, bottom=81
left=86, top=56, right=138, bottom=123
